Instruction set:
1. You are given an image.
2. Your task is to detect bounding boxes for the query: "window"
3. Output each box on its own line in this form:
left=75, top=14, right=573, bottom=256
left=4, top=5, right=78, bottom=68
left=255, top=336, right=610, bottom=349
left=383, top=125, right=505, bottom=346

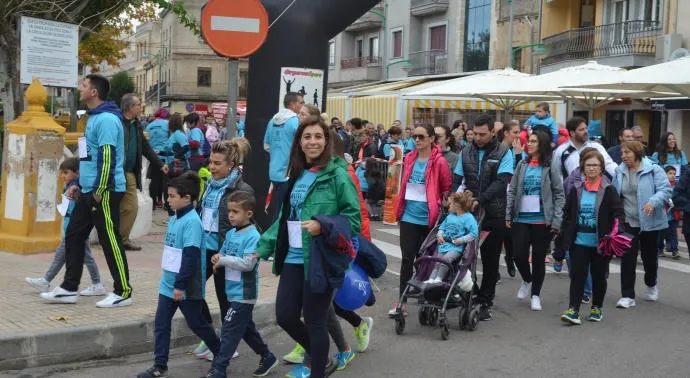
left=392, top=30, right=403, bottom=58
left=369, top=36, right=379, bottom=57
left=356, top=39, right=364, bottom=58
left=464, top=0, right=491, bottom=72
left=198, top=68, right=211, bottom=87
left=328, top=41, right=336, bottom=68
left=643, top=0, right=661, bottom=22
left=429, top=25, right=446, bottom=51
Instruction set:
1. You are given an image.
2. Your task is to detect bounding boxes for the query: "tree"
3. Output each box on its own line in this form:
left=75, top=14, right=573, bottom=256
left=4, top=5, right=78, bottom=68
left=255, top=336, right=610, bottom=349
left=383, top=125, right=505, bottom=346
left=108, top=72, right=135, bottom=107
left=0, top=0, right=199, bottom=125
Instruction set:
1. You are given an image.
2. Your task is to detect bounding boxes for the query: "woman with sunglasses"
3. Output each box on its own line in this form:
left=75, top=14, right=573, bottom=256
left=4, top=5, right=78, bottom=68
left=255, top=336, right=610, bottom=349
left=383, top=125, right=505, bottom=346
left=388, top=124, right=451, bottom=317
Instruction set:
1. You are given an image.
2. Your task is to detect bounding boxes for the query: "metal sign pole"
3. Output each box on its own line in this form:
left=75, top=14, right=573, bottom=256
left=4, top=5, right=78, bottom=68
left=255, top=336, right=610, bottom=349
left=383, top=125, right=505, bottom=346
left=225, top=58, right=239, bottom=139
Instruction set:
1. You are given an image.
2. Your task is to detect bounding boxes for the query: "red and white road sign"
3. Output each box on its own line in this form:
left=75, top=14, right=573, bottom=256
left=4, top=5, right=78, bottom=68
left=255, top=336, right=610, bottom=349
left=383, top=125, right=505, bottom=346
left=201, top=0, right=269, bottom=58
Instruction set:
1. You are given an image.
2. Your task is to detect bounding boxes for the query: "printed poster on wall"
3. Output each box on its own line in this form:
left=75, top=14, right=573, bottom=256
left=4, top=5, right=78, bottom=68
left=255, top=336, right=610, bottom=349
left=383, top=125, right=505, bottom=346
left=383, top=145, right=404, bottom=226
left=278, top=67, right=324, bottom=110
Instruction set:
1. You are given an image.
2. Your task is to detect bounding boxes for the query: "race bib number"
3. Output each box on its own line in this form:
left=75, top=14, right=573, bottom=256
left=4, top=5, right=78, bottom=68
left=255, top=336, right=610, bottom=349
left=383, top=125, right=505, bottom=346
left=161, top=245, right=182, bottom=273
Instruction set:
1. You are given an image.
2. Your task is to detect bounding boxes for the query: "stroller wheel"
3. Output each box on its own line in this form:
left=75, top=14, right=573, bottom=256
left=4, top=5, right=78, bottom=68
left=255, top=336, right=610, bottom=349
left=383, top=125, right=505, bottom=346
left=458, top=307, right=468, bottom=330
left=467, top=308, right=479, bottom=331
left=440, top=322, right=450, bottom=340
left=429, top=308, right=439, bottom=327
left=394, top=315, right=406, bottom=335
left=418, top=308, right=429, bottom=326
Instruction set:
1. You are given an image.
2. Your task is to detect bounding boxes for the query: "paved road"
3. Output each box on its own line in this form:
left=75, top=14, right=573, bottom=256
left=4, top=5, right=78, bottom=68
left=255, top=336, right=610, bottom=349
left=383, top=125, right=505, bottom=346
left=5, top=222, right=690, bottom=377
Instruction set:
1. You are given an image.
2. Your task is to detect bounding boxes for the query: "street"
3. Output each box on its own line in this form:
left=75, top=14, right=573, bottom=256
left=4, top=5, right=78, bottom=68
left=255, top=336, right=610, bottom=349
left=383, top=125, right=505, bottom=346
left=4, top=224, right=690, bottom=378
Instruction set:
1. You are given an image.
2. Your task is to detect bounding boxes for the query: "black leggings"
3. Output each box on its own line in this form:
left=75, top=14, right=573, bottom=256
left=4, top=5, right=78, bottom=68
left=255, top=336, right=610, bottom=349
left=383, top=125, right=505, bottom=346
left=201, top=249, right=229, bottom=325
left=149, top=167, right=165, bottom=204
left=399, top=221, right=430, bottom=298
left=620, top=227, right=659, bottom=299
left=276, top=263, right=333, bottom=378
left=569, top=244, right=610, bottom=311
left=333, top=303, right=362, bottom=328
left=511, top=223, right=552, bottom=296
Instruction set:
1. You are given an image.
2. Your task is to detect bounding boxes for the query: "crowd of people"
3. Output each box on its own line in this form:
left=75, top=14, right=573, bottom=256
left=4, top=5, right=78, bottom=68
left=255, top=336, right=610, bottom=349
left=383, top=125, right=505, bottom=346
left=21, top=73, right=690, bottom=378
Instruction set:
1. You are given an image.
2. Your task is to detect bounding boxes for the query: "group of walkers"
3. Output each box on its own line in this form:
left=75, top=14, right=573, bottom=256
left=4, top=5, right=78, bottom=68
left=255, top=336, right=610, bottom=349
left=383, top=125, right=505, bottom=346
left=21, top=72, right=690, bottom=378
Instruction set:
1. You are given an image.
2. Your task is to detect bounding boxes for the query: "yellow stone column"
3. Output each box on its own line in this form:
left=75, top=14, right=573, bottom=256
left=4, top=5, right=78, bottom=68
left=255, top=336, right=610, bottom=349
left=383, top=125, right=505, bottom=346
left=0, top=79, right=66, bottom=254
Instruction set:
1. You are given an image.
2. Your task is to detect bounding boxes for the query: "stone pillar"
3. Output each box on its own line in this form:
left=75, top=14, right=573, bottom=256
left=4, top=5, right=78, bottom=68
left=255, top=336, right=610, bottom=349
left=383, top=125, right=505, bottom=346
left=0, top=79, right=65, bottom=254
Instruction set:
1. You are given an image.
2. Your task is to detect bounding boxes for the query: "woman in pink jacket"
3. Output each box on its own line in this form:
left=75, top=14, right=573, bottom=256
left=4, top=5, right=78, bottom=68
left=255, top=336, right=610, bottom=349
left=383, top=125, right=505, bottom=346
left=389, top=123, right=451, bottom=316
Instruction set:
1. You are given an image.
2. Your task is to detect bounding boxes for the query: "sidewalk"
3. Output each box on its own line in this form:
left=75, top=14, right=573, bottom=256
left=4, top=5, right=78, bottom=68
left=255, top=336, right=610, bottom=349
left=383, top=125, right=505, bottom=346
left=0, top=209, right=279, bottom=370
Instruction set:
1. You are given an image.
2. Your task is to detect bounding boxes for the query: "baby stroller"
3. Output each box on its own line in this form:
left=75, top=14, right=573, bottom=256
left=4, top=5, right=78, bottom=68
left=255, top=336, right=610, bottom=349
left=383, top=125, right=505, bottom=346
left=392, top=210, right=485, bottom=340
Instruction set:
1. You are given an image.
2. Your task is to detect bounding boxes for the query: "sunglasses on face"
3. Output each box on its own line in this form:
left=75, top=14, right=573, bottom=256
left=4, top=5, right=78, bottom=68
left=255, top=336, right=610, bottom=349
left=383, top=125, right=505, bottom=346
left=413, top=134, right=428, bottom=140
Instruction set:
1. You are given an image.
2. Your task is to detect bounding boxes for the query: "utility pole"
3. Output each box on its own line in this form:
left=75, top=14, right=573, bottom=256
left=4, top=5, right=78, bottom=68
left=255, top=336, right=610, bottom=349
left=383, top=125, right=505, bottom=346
left=225, top=58, right=239, bottom=139
left=508, top=0, right=514, bottom=69
left=156, top=54, right=161, bottom=109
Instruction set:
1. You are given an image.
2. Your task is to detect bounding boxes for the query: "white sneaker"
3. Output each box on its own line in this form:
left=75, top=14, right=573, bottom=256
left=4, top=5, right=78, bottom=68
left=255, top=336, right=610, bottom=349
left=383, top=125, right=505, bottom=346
left=79, top=283, right=106, bottom=296
left=646, top=286, right=659, bottom=301
left=96, top=292, right=132, bottom=308
left=25, top=277, right=50, bottom=292
left=232, top=351, right=239, bottom=359
left=40, top=286, right=78, bottom=304
left=517, top=282, right=532, bottom=300
left=530, top=295, right=542, bottom=311
left=616, top=297, right=636, bottom=309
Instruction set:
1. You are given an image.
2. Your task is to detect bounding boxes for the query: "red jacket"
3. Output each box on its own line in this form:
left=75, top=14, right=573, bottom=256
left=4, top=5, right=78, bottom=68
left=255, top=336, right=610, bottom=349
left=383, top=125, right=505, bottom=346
left=347, top=165, right=372, bottom=241
left=396, top=145, right=451, bottom=228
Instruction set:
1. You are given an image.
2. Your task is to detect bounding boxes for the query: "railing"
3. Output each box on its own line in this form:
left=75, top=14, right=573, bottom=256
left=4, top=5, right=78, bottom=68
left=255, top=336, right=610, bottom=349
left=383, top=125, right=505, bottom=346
left=408, top=49, right=447, bottom=76
left=341, top=56, right=382, bottom=69
left=542, top=20, right=662, bottom=66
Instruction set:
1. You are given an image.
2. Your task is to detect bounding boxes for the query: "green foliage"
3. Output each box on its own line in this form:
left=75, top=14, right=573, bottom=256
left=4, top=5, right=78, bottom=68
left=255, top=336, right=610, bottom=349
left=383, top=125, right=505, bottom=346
left=108, top=72, right=135, bottom=107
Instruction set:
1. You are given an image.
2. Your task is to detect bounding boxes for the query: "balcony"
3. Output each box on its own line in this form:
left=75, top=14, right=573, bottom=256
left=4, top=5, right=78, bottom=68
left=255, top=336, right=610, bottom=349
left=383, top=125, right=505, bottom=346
left=345, top=4, right=384, bottom=32
left=338, top=56, right=382, bottom=82
left=411, top=0, right=449, bottom=17
left=541, top=20, right=662, bottom=73
left=408, top=50, right=447, bottom=76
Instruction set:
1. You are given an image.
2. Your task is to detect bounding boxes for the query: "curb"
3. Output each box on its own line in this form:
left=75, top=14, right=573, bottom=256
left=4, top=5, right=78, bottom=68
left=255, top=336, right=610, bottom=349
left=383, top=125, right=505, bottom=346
left=0, top=299, right=276, bottom=371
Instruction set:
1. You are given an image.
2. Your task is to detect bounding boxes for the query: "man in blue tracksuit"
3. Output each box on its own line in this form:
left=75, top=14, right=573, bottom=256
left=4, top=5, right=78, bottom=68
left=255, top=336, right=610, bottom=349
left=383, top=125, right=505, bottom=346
left=41, top=74, right=132, bottom=308
left=263, top=92, right=304, bottom=222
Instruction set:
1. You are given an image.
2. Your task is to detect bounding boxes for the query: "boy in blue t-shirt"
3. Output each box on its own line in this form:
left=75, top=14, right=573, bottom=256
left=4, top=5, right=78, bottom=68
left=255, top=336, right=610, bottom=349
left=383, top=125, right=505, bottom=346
left=25, top=158, right=104, bottom=296
left=204, top=191, right=278, bottom=378
left=525, top=102, right=558, bottom=146
left=137, top=172, right=220, bottom=378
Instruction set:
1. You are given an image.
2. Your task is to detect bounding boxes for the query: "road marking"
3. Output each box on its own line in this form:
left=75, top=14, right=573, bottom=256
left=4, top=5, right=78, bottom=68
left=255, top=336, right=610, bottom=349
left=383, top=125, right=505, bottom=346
left=376, top=228, right=399, bottom=237
left=371, top=238, right=401, bottom=258
left=210, top=16, right=260, bottom=33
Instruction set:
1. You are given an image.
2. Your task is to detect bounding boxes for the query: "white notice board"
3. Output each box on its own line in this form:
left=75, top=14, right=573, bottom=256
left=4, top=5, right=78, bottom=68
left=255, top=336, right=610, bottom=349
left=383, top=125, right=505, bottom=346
left=20, top=16, right=79, bottom=88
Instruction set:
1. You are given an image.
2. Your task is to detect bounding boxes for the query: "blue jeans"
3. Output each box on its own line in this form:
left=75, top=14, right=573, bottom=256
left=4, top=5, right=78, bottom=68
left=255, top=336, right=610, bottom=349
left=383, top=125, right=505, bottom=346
left=565, top=251, right=592, bottom=297
left=45, top=238, right=100, bottom=284
left=657, top=219, right=678, bottom=252
left=210, top=301, right=270, bottom=376
left=153, top=294, right=220, bottom=369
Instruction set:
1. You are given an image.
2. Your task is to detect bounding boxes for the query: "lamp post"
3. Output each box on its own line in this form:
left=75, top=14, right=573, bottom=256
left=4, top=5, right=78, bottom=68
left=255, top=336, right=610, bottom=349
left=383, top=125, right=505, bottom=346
left=144, top=52, right=161, bottom=109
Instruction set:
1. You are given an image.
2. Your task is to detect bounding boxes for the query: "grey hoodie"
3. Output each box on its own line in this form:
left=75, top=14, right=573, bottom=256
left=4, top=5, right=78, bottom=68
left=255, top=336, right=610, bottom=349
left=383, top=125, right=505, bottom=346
left=506, top=160, right=565, bottom=229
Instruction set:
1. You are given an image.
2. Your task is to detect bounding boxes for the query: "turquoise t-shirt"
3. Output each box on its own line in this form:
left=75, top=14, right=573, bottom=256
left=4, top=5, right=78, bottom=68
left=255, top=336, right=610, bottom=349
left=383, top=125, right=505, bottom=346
left=401, top=159, right=429, bottom=226
left=355, top=166, right=368, bottom=192
left=516, top=165, right=546, bottom=224
left=145, top=119, right=169, bottom=151
left=575, top=189, right=598, bottom=248
left=189, top=127, right=205, bottom=157
left=651, top=151, right=687, bottom=179
left=286, top=168, right=319, bottom=264
left=454, top=148, right=514, bottom=179
left=404, top=138, right=416, bottom=154
left=221, top=225, right=260, bottom=301
left=438, top=212, right=478, bottom=254
left=165, top=130, right=190, bottom=164
left=79, top=112, right=126, bottom=193
left=383, top=140, right=405, bottom=159
left=159, top=209, right=205, bottom=299
left=263, top=117, right=299, bottom=182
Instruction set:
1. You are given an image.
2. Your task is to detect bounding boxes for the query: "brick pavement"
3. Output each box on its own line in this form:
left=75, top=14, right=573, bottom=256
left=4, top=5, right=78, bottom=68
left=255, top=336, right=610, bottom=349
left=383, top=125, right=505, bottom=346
left=0, top=209, right=279, bottom=336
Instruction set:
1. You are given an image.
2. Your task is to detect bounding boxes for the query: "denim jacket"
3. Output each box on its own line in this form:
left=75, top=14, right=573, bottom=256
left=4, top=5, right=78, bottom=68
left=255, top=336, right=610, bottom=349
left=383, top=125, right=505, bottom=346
left=613, top=157, right=672, bottom=232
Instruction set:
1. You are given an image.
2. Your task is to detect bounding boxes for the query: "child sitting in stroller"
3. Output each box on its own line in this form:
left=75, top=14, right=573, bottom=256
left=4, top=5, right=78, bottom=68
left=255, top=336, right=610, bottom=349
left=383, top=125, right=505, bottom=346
left=424, top=191, right=478, bottom=284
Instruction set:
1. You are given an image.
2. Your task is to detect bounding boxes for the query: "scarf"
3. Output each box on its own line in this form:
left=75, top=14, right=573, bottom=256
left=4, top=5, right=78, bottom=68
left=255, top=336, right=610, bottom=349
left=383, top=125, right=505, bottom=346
left=201, top=168, right=241, bottom=230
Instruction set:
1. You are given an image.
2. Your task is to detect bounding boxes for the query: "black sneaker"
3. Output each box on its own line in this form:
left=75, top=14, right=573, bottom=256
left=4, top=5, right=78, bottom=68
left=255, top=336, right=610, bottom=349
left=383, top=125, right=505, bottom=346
left=506, top=257, right=516, bottom=278
left=325, top=357, right=338, bottom=376
left=253, top=352, right=278, bottom=377
left=479, top=305, right=493, bottom=321
left=200, top=369, right=224, bottom=378
left=137, top=366, right=168, bottom=378
left=581, top=295, right=591, bottom=304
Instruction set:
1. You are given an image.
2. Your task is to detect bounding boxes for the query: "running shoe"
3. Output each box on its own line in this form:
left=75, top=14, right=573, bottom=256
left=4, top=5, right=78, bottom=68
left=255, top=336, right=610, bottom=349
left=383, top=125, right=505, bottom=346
left=354, top=317, right=373, bottom=352
left=285, top=364, right=311, bottom=378
left=333, top=348, right=355, bottom=371
left=283, top=344, right=305, bottom=364
left=588, top=307, right=603, bottom=322
left=560, top=308, right=581, bottom=325
left=253, top=352, right=278, bottom=377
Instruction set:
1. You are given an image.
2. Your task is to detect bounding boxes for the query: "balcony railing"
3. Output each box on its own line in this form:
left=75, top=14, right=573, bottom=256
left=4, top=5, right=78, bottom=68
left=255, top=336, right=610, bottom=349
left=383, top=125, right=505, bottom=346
left=341, top=56, right=382, bottom=69
left=408, top=50, right=447, bottom=76
left=542, top=20, right=662, bottom=66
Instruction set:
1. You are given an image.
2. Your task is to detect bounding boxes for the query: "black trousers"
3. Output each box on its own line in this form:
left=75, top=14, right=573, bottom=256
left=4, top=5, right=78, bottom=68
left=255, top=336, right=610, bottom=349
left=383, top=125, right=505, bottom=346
left=620, top=226, right=659, bottom=299
left=275, top=263, right=333, bottom=378
left=503, top=226, right=514, bottom=262
left=511, top=223, right=552, bottom=296
left=398, top=221, right=430, bottom=298
left=568, top=245, right=610, bottom=311
left=477, top=218, right=506, bottom=307
left=148, top=167, right=165, bottom=204
left=61, top=191, right=132, bottom=298
left=201, top=249, right=230, bottom=325
left=333, top=302, right=362, bottom=328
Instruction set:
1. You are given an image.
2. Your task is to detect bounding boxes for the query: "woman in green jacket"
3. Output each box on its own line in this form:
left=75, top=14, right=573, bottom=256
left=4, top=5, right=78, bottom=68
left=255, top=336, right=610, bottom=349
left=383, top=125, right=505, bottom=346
left=256, top=116, right=361, bottom=378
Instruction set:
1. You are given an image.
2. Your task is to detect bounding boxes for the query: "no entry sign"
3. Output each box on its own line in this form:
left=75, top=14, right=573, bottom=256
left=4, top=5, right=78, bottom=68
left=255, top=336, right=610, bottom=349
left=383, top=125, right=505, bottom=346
left=201, top=0, right=269, bottom=58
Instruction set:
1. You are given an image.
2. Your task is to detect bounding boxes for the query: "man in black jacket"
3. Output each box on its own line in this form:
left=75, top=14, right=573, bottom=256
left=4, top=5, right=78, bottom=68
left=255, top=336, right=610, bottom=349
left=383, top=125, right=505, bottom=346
left=119, top=94, right=168, bottom=250
left=451, top=114, right=514, bottom=321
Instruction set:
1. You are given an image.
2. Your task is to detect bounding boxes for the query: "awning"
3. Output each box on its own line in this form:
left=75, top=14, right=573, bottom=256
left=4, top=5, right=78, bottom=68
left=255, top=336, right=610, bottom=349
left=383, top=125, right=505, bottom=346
left=350, top=95, right=399, bottom=127
left=326, top=96, right=348, bottom=121
left=406, top=98, right=555, bottom=113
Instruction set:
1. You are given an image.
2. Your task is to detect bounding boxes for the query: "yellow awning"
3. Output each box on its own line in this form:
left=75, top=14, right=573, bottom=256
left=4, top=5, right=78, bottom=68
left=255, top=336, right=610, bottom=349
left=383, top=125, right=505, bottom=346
left=350, top=95, right=398, bottom=127
left=406, top=99, right=558, bottom=118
